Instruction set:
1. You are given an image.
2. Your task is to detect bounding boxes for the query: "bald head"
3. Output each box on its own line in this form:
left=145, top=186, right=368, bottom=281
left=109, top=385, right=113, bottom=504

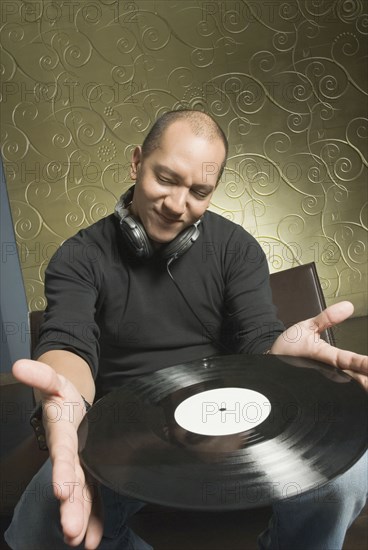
left=141, top=110, right=228, bottom=182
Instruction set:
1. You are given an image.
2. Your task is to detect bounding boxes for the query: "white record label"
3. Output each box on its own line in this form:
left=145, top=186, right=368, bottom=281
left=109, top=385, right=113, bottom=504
left=174, top=387, right=271, bottom=436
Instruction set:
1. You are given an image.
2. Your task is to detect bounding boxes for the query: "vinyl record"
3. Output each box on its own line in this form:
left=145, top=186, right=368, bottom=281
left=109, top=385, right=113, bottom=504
left=78, top=355, right=368, bottom=510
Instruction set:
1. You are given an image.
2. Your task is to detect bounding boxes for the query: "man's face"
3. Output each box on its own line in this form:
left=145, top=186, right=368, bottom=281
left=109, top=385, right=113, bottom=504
left=130, top=121, right=226, bottom=244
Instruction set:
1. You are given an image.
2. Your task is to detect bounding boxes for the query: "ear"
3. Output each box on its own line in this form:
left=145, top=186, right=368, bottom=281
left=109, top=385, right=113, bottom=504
left=130, top=146, right=142, bottom=180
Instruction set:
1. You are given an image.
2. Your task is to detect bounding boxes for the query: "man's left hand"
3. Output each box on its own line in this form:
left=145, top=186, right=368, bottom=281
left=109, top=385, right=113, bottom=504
left=270, top=301, right=368, bottom=391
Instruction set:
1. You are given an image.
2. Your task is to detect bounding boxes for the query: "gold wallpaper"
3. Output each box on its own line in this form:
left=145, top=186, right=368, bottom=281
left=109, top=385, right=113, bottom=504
left=1, top=0, right=367, bottom=315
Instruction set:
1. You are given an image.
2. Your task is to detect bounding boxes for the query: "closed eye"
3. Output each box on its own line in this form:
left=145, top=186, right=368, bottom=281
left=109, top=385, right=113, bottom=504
left=191, top=185, right=213, bottom=199
left=192, top=189, right=209, bottom=198
left=157, top=175, right=174, bottom=184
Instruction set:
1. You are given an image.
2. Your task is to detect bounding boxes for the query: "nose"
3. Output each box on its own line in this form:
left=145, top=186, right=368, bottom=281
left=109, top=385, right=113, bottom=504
left=163, top=187, right=187, bottom=217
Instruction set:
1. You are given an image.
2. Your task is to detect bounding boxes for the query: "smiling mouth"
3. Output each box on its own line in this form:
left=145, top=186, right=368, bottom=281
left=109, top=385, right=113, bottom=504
left=158, top=212, right=183, bottom=225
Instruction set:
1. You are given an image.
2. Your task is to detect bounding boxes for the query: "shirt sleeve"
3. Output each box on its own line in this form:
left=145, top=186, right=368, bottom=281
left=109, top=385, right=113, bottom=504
left=222, top=226, right=284, bottom=354
left=33, top=232, right=101, bottom=378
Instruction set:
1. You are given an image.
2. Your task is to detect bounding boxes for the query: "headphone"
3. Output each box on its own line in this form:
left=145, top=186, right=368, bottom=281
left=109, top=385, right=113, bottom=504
left=114, top=186, right=201, bottom=261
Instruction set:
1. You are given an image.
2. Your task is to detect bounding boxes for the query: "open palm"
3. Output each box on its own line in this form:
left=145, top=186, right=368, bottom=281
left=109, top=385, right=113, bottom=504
left=12, top=360, right=103, bottom=548
left=270, top=301, right=368, bottom=391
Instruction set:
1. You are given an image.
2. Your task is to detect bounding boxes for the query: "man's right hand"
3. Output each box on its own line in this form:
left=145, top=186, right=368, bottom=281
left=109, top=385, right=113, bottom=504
left=12, top=359, right=103, bottom=548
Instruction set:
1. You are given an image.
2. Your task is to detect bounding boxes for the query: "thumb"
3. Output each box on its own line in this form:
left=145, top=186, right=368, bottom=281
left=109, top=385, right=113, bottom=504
left=12, top=359, right=63, bottom=398
left=309, top=301, right=354, bottom=333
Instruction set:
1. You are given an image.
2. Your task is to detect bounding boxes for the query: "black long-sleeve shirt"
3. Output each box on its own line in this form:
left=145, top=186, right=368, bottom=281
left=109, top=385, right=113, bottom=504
left=34, top=210, right=284, bottom=398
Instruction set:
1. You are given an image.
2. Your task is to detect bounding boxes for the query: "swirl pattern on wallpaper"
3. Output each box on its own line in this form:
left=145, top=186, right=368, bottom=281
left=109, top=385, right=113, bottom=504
left=1, top=0, right=367, bottom=314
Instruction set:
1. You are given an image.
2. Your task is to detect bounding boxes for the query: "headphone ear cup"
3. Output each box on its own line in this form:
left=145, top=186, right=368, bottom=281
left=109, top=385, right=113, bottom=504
left=161, top=222, right=201, bottom=261
left=119, top=214, right=154, bottom=259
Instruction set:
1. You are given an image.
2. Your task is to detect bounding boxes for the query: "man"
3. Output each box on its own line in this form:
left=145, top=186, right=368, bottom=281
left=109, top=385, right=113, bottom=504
left=5, top=110, right=367, bottom=549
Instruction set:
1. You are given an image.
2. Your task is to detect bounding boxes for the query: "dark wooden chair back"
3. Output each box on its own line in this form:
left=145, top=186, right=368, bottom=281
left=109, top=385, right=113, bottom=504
left=269, top=262, right=335, bottom=345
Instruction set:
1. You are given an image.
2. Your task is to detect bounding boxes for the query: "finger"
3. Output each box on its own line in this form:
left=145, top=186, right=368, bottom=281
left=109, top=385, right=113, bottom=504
left=61, top=465, right=103, bottom=548
left=48, top=401, right=84, bottom=494
left=306, top=340, right=368, bottom=375
left=12, top=359, right=63, bottom=398
left=59, top=461, right=89, bottom=544
left=342, top=369, right=368, bottom=392
left=310, top=301, right=354, bottom=333
left=84, top=511, right=104, bottom=550
left=84, top=480, right=104, bottom=550
left=46, top=413, right=89, bottom=544
left=73, top=471, right=103, bottom=549
left=50, top=429, right=79, bottom=481
left=336, top=349, right=368, bottom=374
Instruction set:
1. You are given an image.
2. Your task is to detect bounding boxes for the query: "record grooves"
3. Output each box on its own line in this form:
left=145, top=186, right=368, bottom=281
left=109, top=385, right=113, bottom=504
left=78, top=355, right=368, bottom=510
